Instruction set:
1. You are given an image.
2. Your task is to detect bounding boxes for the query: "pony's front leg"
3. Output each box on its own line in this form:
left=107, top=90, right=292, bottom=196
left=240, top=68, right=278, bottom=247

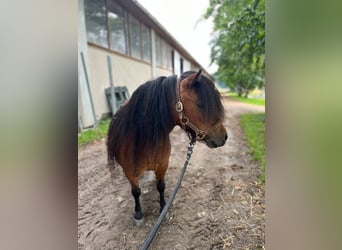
left=156, top=179, right=166, bottom=213
left=131, top=185, right=144, bottom=225
left=156, top=164, right=168, bottom=214
left=156, top=175, right=169, bottom=221
left=125, top=172, right=144, bottom=225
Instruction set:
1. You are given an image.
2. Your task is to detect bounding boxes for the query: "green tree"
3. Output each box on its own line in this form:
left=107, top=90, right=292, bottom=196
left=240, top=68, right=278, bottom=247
left=205, top=0, right=265, bottom=97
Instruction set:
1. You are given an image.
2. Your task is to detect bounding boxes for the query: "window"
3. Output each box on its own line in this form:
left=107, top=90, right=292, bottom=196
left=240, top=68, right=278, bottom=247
left=84, top=0, right=108, bottom=48
left=156, top=36, right=172, bottom=69
left=107, top=1, right=126, bottom=54
left=161, top=40, right=168, bottom=68
left=128, top=14, right=141, bottom=59
left=161, top=40, right=172, bottom=69
left=166, top=45, right=172, bottom=69
left=141, top=24, right=151, bottom=62
left=155, top=35, right=161, bottom=66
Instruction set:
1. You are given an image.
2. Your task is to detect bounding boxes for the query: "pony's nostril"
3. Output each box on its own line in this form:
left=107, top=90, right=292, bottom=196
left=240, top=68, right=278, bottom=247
left=224, top=134, right=228, bottom=141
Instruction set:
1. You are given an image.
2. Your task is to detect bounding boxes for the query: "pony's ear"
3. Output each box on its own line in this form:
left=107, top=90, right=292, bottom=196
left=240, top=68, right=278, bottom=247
left=190, top=69, right=202, bottom=87
left=181, top=69, right=202, bottom=88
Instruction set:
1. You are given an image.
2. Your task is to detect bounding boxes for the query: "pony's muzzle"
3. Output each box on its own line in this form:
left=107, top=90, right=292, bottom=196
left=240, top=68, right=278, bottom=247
left=205, top=126, right=228, bottom=148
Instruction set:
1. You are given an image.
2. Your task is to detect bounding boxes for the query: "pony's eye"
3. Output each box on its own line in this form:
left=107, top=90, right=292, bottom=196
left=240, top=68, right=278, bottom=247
left=197, top=103, right=204, bottom=109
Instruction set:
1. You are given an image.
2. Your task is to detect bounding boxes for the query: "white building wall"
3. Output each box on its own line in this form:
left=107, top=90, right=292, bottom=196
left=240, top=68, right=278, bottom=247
left=78, top=0, right=96, bottom=128
left=87, top=46, right=152, bottom=118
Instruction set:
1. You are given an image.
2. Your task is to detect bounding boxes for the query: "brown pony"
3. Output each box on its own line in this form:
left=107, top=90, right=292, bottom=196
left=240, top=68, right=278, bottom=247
left=107, top=70, right=227, bottom=224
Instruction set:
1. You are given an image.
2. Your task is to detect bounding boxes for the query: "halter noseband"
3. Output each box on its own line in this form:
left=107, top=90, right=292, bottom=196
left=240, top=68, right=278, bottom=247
left=175, top=77, right=220, bottom=142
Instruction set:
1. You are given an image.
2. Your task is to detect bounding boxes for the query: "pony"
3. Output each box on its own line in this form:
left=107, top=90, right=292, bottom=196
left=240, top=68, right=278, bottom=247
left=107, top=70, right=227, bottom=224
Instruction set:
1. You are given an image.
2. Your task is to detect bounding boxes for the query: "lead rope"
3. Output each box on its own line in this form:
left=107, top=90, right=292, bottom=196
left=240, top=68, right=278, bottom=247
left=139, top=142, right=196, bottom=250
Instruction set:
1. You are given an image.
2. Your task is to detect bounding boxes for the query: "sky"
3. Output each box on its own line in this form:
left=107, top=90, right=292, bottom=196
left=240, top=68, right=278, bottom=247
left=137, top=0, right=218, bottom=74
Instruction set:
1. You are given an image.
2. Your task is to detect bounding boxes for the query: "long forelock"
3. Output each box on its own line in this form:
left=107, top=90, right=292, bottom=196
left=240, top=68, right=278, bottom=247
left=181, top=71, right=224, bottom=124
left=197, top=77, right=224, bottom=124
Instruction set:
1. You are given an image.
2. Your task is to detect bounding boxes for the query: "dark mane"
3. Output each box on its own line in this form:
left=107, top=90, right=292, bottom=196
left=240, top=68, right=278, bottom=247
left=180, top=71, right=224, bottom=124
left=107, top=75, right=177, bottom=168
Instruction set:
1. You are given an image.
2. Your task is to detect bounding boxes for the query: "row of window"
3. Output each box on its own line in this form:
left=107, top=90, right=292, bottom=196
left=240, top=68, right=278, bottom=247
left=84, top=0, right=172, bottom=69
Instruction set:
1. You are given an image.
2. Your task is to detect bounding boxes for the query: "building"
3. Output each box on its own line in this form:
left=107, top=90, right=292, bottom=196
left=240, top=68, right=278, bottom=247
left=78, top=0, right=213, bottom=128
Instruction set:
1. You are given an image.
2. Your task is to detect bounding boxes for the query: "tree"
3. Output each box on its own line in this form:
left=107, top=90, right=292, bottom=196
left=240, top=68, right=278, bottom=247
left=205, top=0, right=265, bottom=97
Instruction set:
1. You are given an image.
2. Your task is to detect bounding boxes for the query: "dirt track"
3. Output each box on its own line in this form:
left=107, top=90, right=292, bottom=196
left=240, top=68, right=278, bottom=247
left=78, top=97, right=265, bottom=250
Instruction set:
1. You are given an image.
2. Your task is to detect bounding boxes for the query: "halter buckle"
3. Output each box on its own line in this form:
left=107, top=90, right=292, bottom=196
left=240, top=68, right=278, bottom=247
left=181, top=117, right=189, bottom=125
left=176, top=101, right=183, bottom=112
left=197, top=131, right=206, bottom=140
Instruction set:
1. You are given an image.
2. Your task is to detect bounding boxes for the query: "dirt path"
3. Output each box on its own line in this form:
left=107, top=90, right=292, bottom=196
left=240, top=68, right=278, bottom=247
left=78, top=97, right=265, bottom=250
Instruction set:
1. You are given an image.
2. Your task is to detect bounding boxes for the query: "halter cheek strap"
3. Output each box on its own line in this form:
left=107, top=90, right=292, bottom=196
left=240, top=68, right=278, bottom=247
left=175, top=78, right=208, bottom=141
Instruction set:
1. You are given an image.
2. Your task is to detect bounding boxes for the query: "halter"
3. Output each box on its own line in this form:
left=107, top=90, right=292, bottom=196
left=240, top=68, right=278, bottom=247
left=175, top=77, right=221, bottom=142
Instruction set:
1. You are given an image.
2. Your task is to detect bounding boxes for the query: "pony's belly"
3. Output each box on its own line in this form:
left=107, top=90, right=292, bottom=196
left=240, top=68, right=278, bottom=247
left=146, top=164, right=158, bottom=171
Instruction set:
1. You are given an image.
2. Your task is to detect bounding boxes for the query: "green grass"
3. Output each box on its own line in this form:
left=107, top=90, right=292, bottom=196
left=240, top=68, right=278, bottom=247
left=240, top=113, right=265, bottom=182
left=78, top=119, right=111, bottom=146
left=228, top=92, right=265, bottom=106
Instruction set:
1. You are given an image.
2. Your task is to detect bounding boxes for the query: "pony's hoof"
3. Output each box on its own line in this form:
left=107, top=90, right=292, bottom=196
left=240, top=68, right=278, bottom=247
left=134, top=217, right=144, bottom=226
left=134, top=211, right=144, bottom=226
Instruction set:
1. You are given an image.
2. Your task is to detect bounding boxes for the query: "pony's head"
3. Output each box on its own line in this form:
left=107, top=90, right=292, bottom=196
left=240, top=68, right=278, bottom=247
left=177, top=70, right=227, bottom=148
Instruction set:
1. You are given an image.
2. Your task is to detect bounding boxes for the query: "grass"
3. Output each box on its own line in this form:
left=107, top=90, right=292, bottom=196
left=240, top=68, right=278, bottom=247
left=228, top=92, right=265, bottom=106
left=240, top=113, right=265, bottom=182
left=78, top=119, right=111, bottom=146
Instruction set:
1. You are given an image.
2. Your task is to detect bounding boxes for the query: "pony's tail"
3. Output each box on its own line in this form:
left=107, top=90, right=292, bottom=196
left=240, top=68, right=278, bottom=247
left=106, top=118, right=116, bottom=170
left=107, top=146, right=115, bottom=169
